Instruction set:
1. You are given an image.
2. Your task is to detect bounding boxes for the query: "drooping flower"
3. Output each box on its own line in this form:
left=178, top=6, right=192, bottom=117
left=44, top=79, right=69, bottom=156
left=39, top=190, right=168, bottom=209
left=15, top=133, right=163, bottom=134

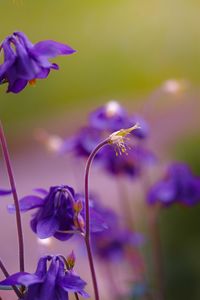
left=147, top=162, right=200, bottom=206
left=0, top=254, right=89, bottom=300
left=0, top=31, right=76, bottom=93
left=8, top=185, right=107, bottom=240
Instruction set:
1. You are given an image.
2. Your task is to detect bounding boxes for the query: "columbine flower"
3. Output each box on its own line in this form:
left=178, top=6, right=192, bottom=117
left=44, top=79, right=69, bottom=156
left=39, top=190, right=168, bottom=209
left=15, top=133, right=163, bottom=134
left=0, top=31, right=76, bottom=93
left=108, top=123, right=140, bottom=156
left=8, top=185, right=107, bottom=240
left=147, top=162, right=200, bottom=206
left=0, top=255, right=89, bottom=300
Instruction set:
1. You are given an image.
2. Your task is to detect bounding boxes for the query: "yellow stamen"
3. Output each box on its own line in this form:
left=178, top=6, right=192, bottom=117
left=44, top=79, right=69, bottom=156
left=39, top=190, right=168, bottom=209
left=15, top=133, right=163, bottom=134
left=108, top=123, right=141, bottom=156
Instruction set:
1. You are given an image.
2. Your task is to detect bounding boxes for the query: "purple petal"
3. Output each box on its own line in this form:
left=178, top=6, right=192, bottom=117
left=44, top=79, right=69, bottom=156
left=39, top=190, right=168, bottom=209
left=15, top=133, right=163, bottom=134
left=90, top=209, right=109, bottom=232
left=0, top=272, right=42, bottom=287
left=148, top=180, right=176, bottom=205
left=36, top=217, right=59, bottom=239
left=34, top=188, right=48, bottom=196
left=8, top=195, right=44, bottom=213
left=39, top=257, right=58, bottom=298
left=59, top=273, right=89, bottom=297
left=32, top=40, right=76, bottom=58
left=53, top=231, right=73, bottom=241
left=36, top=68, right=50, bottom=79
left=35, top=256, right=51, bottom=279
left=0, top=189, right=12, bottom=196
left=7, top=78, right=28, bottom=93
left=12, top=37, right=40, bottom=80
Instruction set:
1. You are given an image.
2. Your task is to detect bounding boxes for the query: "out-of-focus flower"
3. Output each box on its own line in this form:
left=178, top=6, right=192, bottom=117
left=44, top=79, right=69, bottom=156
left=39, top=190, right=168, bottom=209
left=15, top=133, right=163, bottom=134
left=128, top=115, right=149, bottom=139
left=89, top=100, right=129, bottom=131
left=148, top=162, right=200, bottom=206
left=0, top=31, right=76, bottom=93
left=91, top=202, right=144, bottom=261
left=0, top=255, right=89, bottom=299
left=61, top=127, right=102, bottom=158
left=101, top=145, right=155, bottom=178
left=0, top=189, right=12, bottom=196
left=8, top=185, right=108, bottom=240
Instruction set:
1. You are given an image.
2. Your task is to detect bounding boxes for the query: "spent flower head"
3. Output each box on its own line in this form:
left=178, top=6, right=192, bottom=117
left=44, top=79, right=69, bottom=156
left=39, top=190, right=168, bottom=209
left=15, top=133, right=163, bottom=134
left=108, top=123, right=141, bottom=156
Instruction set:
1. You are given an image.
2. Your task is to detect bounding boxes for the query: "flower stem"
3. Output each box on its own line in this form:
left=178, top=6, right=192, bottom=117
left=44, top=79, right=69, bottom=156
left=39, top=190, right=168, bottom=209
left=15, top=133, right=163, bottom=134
left=84, top=139, right=109, bottom=300
left=0, top=258, right=22, bottom=298
left=0, top=121, right=25, bottom=272
left=74, top=292, right=80, bottom=300
left=148, top=206, right=165, bottom=300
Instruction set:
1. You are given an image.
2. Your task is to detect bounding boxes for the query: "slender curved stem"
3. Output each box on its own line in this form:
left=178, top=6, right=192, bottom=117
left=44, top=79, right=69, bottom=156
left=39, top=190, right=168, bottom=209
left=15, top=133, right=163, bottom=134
left=0, top=258, right=22, bottom=298
left=84, top=139, right=109, bottom=300
left=148, top=206, right=165, bottom=300
left=0, top=121, right=25, bottom=272
left=84, top=139, right=109, bottom=239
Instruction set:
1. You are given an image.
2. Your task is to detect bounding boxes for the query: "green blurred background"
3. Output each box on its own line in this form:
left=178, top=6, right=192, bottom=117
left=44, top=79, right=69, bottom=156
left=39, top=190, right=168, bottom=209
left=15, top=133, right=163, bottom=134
left=0, top=1, right=200, bottom=299
left=1, top=0, right=200, bottom=134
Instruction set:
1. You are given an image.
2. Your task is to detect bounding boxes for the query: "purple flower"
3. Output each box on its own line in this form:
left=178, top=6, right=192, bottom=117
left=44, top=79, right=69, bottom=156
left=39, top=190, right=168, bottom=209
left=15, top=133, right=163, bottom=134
left=61, top=127, right=102, bottom=158
left=89, top=101, right=129, bottom=132
left=89, top=101, right=149, bottom=139
left=101, top=145, right=156, bottom=178
left=0, top=31, right=76, bottom=93
left=0, top=188, right=12, bottom=196
left=91, top=202, right=144, bottom=261
left=0, top=255, right=89, bottom=300
left=128, top=115, right=149, bottom=139
left=8, top=185, right=107, bottom=240
left=147, top=162, right=200, bottom=206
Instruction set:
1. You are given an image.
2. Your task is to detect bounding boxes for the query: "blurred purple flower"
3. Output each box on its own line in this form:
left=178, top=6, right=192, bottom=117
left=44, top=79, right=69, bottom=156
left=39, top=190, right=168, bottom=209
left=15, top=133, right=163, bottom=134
left=8, top=185, right=107, bottom=240
left=101, top=145, right=156, bottom=178
left=148, top=162, right=200, bottom=206
left=0, top=31, right=76, bottom=93
left=61, top=127, right=102, bottom=158
left=0, top=188, right=12, bottom=196
left=0, top=255, right=89, bottom=299
left=89, top=101, right=129, bottom=131
left=91, top=202, right=144, bottom=261
left=89, top=101, right=149, bottom=139
left=128, top=115, right=149, bottom=139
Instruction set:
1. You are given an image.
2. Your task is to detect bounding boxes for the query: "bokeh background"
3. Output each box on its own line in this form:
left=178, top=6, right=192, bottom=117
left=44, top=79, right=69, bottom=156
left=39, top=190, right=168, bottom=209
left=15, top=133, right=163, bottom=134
left=0, top=0, right=200, bottom=299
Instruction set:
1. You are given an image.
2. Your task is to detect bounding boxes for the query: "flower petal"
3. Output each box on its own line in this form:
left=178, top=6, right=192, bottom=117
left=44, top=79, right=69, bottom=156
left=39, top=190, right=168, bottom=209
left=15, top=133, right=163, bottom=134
left=36, top=216, right=59, bottom=239
left=38, top=257, right=58, bottom=299
left=32, top=40, right=76, bottom=58
left=59, top=273, right=89, bottom=297
left=8, top=195, right=44, bottom=213
left=0, top=189, right=12, bottom=196
left=0, top=272, right=42, bottom=287
left=148, top=180, right=176, bottom=205
left=7, top=78, right=28, bottom=93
